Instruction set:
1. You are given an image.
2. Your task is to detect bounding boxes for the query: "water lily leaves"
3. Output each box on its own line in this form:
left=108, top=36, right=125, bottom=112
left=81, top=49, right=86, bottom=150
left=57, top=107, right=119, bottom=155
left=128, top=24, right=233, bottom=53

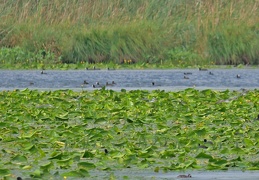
left=159, top=150, right=176, bottom=158
left=113, top=95, right=121, bottom=102
left=54, top=141, right=66, bottom=148
left=230, top=147, right=245, bottom=155
left=30, top=169, right=43, bottom=178
left=1, top=88, right=259, bottom=177
left=55, top=115, right=69, bottom=121
left=62, top=169, right=89, bottom=178
left=196, top=152, right=213, bottom=160
left=22, top=165, right=32, bottom=170
left=194, top=128, right=207, bottom=136
left=0, top=122, right=7, bottom=128
left=138, top=146, right=157, bottom=158
left=57, top=158, right=73, bottom=169
left=81, top=150, right=94, bottom=158
left=206, top=163, right=224, bottom=170
left=247, top=166, right=259, bottom=170
left=126, top=118, right=134, bottom=123
left=243, top=138, right=255, bottom=147
left=40, top=161, right=54, bottom=172
left=77, top=162, right=96, bottom=169
left=185, top=160, right=198, bottom=169
left=20, top=130, right=38, bottom=139
left=0, top=168, right=10, bottom=176
left=209, top=158, right=228, bottom=166
left=113, top=140, right=127, bottom=147
left=11, top=155, right=28, bottom=163
left=24, top=145, right=39, bottom=153
left=49, top=151, right=63, bottom=160
left=220, top=147, right=230, bottom=154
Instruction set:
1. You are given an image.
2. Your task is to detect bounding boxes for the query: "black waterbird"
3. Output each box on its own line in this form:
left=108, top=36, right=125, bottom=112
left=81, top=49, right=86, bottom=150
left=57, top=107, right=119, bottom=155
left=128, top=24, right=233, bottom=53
left=204, top=139, right=213, bottom=145
left=198, top=144, right=208, bottom=149
left=104, top=149, right=108, bottom=154
left=41, top=70, right=47, bottom=74
left=177, top=174, right=192, bottom=178
left=199, top=68, right=208, bottom=71
left=184, top=72, right=192, bottom=75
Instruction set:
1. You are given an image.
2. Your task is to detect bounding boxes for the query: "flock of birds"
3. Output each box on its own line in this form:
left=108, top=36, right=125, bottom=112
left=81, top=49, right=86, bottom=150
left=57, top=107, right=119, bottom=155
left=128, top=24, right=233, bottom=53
left=38, top=67, right=243, bottom=89
left=82, top=80, right=117, bottom=88
left=151, top=67, right=242, bottom=86
left=85, top=66, right=115, bottom=70
left=38, top=69, right=118, bottom=88
left=181, top=67, right=241, bottom=79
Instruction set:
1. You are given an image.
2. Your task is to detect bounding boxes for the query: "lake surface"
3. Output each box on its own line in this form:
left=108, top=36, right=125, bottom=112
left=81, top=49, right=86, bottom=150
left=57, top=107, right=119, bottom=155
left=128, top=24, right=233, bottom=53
left=88, top=169, right=259, bottom=180
left=14, top=169, right=259, bottom=180
left=0, top=69, right=259, bottom=91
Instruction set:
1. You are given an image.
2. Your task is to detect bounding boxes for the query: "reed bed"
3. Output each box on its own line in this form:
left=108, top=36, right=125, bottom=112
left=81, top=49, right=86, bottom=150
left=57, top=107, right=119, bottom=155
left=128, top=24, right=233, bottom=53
left=0, top=0, right=258, bottom=66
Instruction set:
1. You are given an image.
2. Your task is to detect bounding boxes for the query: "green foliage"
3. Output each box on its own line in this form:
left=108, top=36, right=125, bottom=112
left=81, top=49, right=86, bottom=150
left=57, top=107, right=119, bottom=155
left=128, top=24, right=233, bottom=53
left=166, top=48, right=203, bottom=67
left=1, top=88, right=259, bottom=178
left=0, top=47, right=31, bottom=64
left=0, top=47, right=57, bottom=69
left=0, top=0, right=258, bottom=66
left=208, top=24, right=259, bottom=65
left=62, top=22, right=161, bottom=64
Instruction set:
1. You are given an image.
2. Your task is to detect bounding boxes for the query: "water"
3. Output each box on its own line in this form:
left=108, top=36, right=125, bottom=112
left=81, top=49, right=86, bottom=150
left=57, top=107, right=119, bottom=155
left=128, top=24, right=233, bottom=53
left=88, top=169, right=259, bottom=180
left=0, top=69, right=258, bottom=91
left=13, top=169, right=259, bottom=180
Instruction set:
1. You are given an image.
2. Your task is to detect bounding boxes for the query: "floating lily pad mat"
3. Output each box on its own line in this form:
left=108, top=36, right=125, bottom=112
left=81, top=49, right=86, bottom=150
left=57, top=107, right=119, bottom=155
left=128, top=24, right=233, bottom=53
left=0, top=88, right=259, bottom=179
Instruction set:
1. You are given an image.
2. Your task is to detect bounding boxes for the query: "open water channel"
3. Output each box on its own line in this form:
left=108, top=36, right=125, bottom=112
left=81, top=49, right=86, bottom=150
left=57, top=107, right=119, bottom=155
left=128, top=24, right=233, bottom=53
left=0, top=68, right=259, bottom=91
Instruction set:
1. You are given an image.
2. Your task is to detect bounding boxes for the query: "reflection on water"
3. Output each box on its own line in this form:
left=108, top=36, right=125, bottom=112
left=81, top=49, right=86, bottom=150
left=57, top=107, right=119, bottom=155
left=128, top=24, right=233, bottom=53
left=0, top=69, right=258, bottom=91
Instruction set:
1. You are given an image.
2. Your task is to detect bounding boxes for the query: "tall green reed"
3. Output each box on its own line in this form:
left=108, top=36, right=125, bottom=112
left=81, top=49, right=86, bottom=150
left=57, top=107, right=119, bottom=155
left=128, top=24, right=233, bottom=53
left=0, top=0, right=258, bottom=65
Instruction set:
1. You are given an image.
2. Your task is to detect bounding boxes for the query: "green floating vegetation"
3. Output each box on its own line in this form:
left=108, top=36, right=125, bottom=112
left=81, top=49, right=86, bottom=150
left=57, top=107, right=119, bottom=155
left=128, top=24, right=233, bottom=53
left=0, top=0, right=258, bottom=68
left=0, top=88, right=259, bottom=178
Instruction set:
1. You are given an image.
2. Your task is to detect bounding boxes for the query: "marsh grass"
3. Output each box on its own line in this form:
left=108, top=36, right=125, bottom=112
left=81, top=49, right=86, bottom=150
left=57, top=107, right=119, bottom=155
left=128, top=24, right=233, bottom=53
left=0, top=0, right=258, bottom=66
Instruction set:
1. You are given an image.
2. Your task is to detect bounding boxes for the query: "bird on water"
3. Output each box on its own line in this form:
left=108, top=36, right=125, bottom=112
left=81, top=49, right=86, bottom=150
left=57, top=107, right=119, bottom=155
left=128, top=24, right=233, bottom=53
left=198, top=143, right=208, bottom=149
left=199, top=68, right=208, bottom=71
left=177, top=174, right=192, bottom=178
left=204, top=139, right=213, bottom=145
left=41, top=70, right=47, bottom=74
